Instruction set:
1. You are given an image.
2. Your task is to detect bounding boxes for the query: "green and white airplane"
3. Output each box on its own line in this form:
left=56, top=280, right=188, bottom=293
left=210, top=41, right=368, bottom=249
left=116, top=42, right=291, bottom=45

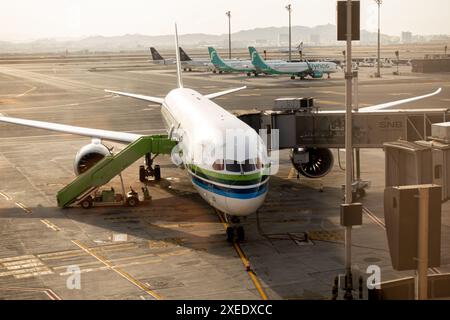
left=208, top=47, right=257, bottom=77
left=249, top=46, right=340, bottom=80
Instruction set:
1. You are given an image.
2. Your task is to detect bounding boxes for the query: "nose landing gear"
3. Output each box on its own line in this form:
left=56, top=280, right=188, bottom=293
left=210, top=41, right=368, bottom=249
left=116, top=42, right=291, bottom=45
left=225, top=215, right=245, bottom=243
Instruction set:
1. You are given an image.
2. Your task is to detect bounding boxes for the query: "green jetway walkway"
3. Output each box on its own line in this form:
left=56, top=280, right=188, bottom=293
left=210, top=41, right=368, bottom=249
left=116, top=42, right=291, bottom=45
left=57, top=135, right=177, bottom=208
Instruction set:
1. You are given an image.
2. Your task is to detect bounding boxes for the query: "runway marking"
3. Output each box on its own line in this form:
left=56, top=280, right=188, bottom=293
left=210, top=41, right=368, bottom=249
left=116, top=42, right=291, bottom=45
left=15, top=202, right=32, bottom=214
left=16, top=86, right=37, bottom=97
left=0, top=287, right=61, bottom=300
left=318, top=90, right=346, bottom=96
left=0, top=255, right=53, bottom=279
left=389, top=93, right=411, bottom=96
left=0, top=191, right=12, bottom=201
left=440, top=99, right=450, bottom=102
left=237, top=94, right=261, bottom=97
left=72, top=240, right=162, bottom=300
left=40, top=219, right=61, bottom=231
left=317, top=100, right=341, bottom=106
left=215, top=210, right=269, bottom=300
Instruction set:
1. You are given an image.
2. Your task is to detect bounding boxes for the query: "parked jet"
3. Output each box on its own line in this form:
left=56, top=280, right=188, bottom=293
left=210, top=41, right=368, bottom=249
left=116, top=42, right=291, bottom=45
left=179, top=47, right=213, bottom=71
left=0, top=29, right=442, bottom=242
left=249, top=46, right=340, bottom=80
left=0, top=26, right=270, bottom=242
left=149, top=47, right=175, bottom=65
left=208, top=47, right=256, bottom=76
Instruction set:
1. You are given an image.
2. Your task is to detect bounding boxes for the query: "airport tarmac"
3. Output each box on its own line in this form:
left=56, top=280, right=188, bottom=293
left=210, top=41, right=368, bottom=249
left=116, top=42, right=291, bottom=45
left=0, top=55, right=449, bottom=300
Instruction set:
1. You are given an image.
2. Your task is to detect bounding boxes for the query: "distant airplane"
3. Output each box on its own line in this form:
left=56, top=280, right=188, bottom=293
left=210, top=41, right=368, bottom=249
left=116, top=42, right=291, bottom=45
left=249, top=46, right=340, bottom=80
left=0, top=26, right=270, bottom=242
left=278, top=42, right=304, bottom=54
left=149, top=47, right=175, bottom=65
left=178, top=47, right=213, bottom=71
left=208, top=47, right=256, bottom=76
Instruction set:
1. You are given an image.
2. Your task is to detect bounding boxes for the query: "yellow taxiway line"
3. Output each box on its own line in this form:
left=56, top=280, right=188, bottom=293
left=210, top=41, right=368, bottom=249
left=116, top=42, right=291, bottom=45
left=71, top=240, right=162, bottom=300
left=216, top=211, right=269, bottom=300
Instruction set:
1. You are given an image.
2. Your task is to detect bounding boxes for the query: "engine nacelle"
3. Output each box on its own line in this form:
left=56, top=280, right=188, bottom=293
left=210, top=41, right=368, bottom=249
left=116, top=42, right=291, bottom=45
left=311, top=71, right=323, bottom=78
left=73, top=140, right=110, bottom=175
left=290, top=147, right=334, bottom=179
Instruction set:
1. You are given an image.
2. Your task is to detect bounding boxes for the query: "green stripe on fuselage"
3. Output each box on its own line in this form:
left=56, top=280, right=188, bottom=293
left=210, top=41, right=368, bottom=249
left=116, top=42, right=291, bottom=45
left=187, top=164, right=269, bottom=185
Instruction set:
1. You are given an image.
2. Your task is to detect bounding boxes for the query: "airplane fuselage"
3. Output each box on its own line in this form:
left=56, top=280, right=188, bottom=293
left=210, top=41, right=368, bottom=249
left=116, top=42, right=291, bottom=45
left=160, top=88, right=269, bottom=216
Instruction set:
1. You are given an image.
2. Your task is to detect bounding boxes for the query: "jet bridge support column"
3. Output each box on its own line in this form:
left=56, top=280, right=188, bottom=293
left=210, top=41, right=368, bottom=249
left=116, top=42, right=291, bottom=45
left=343, top=0, right=355, bottom=300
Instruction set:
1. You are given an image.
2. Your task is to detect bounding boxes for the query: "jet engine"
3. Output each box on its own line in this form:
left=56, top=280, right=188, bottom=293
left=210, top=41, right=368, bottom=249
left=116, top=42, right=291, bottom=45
left=311, top=71, right=323, bottom=79
left=290, top=147, right=334, bottom=179
left=73, top=140, right=111, bottom=175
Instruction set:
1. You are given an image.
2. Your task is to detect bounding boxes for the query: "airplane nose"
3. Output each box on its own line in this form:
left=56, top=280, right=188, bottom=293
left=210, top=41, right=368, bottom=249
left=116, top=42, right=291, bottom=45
left=225, top=191, right=268, bottom=216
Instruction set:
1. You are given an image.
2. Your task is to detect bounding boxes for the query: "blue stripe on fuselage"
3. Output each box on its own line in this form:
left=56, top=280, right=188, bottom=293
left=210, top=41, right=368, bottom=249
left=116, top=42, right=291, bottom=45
left=191, top=176, right=268, bottom=200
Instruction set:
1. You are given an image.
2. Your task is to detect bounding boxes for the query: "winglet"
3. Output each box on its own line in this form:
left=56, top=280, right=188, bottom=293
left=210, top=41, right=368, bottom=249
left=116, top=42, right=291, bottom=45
left=359, top=88, right=443, bottom=113
left=174, top=24, right=183, bottom=88
left=204, top=86, right=246, bottom=100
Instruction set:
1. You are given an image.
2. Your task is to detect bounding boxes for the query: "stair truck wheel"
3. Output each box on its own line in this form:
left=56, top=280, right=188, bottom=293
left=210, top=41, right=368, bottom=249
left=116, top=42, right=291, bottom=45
left=154, top=165, right=161, bottom=181
left=80, top=196, right=93, bottom=209
left=126, top=196, right=139, bottom=207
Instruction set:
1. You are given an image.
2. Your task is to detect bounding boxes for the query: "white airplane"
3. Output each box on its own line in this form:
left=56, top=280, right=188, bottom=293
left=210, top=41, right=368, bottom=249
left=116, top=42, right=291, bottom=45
left=249, top=47, right=340, bottom=80
left=178, top=47, right=213, bottom=72
left=0, top=26, right=270, bottom=242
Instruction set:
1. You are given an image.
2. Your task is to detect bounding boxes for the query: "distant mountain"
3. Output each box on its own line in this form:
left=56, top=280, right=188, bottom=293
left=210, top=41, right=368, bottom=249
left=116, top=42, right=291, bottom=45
left=0, top=24, right=446, bottom=54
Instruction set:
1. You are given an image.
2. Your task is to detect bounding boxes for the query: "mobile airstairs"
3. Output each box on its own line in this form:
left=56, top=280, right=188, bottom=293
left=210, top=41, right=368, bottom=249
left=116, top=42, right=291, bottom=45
left=57, top=135, right=177, bottom=208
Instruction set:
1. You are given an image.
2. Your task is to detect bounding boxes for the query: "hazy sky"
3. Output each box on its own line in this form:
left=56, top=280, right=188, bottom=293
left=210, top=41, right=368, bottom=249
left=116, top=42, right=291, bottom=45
left=1, top=0, right=449, bottom=41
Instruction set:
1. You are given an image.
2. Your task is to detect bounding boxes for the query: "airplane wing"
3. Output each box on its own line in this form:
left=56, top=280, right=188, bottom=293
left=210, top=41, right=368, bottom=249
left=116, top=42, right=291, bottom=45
left=358, top=88, right=442, bottom=112
left=105, top=89, right=164, bottom=104
left=318, top=88, right=442, bottom=114
left=0, top=115, right=142, bottom=143
left=204, top=86, right=247, bottom=100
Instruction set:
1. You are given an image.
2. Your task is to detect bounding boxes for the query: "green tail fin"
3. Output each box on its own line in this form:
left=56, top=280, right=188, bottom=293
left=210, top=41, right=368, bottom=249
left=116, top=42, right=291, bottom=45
left=208, top=47, right=229, bottom=69
left=248, top=47, right=270, bottom=71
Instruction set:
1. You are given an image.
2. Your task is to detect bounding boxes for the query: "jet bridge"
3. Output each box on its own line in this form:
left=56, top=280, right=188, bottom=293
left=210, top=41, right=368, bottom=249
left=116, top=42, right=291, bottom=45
left=57, top=135, right=177, bottom=208
left=235, top=108, right=449, bottom=149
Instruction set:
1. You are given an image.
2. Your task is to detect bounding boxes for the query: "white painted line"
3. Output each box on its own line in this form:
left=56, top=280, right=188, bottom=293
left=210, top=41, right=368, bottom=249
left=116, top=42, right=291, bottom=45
left=15, top=202, right=32, bottom=214
left=16, top=86, right=36, bottom=97
left=0, top=191, right=12, bottom=201
left=40, top=219, right=61, bottom=231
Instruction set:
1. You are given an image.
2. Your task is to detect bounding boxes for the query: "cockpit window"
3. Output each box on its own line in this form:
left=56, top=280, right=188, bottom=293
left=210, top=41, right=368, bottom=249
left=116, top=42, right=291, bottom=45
left=225, top=160, right=241, bottom=173
left=256, top=157, right=263, bottom=169
left=212, top=159, right=224, bottom=171
left=242, top=159, right=256, bottom=172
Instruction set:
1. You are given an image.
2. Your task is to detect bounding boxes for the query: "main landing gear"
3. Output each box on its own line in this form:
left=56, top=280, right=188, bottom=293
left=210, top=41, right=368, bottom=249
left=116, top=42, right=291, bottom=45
left=225, top=214, right=245, bottom=243
left=139, top=153, right=161, bottom=182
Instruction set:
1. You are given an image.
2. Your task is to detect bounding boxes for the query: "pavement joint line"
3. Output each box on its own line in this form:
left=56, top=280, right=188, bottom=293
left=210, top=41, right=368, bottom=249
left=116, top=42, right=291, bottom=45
left=215, top=210, right=269, bottom=300
left=15, top=202, right=32, bottom=214
left=0, top=191, right=12, bottom=201
left=0, top=286, right=62, bottom=300
left=71, top=240, right=162, bottom=300
left=40, top=219, right=61, bottom=231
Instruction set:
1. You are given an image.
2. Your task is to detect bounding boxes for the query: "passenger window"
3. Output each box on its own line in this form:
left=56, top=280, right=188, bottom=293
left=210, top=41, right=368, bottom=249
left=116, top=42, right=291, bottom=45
left=212, top=159, right=224, bottom=171
left=242, top=159, right=256, bottom=172
left=225, top=160, right=241, bottom=173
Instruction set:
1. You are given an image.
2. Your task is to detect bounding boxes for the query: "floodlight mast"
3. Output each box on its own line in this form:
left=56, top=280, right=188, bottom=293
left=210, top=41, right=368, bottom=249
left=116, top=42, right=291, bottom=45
left=285, top=4, right=292, bottom=61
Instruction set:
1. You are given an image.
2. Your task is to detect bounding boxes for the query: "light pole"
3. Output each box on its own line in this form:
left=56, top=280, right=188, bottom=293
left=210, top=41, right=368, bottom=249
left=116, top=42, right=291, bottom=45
left=344, top=0, right=354, bottom=300
left=285, top=4, right=292, bottom=62
left=374, top=0, right=382, bottom=77
left=226, top=11, right=231, bottom=59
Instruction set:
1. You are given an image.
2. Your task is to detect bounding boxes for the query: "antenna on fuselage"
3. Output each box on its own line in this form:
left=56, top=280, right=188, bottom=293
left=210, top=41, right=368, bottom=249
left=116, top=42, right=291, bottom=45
left=174, top=23, right=184, bottom=88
